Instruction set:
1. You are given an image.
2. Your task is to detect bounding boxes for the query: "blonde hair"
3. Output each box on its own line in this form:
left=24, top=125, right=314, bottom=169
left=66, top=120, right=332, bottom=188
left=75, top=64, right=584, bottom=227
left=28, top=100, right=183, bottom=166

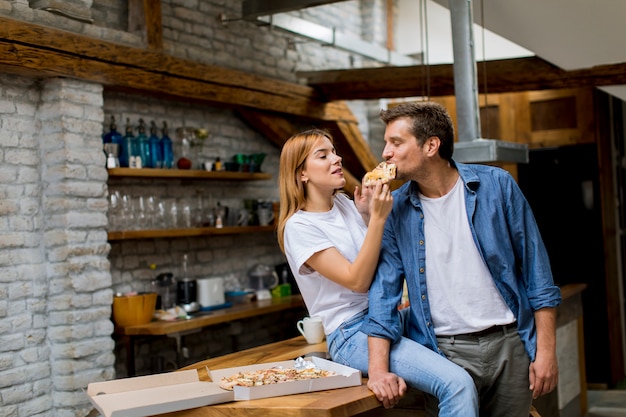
left=277, top=128, right=334, bottom=253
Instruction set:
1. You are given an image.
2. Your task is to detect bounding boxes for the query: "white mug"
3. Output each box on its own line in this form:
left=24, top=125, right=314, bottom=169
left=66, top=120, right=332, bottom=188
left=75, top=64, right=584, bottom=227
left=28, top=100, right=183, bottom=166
left=296, top=316, right=325, bottom=344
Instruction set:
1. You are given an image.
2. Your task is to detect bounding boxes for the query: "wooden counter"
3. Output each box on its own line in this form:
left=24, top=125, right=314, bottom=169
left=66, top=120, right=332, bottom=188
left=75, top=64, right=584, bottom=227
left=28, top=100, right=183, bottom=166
left=166, top=336, right=398, bottom=417
left=114, top=295, right=305, bottom=376
left=115, top=295, right=304, bottom=337
left=165, top=336, right=541, bottom=417
left=159, top=286, right=588, bottom=417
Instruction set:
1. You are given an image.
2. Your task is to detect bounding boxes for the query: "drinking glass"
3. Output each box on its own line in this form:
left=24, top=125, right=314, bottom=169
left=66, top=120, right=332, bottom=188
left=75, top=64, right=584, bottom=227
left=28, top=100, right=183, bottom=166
left=121, top=193, right=134, bottom=230
left=145, top=195, right=158, bottom=229
left=167, top=199, right=179, bottom=229
left=157, top=200, right=167, bottom=229
left=180, top=199, right=192, bottom=228
left=108, top=190, right=122, bottom=230
left=136, top=196, right=147, bottom=230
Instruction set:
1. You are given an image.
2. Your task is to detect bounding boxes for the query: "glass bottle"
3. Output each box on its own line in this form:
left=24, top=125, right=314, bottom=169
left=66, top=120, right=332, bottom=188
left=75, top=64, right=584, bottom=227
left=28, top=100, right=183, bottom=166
left=135, top=118, right=150, bottom=169
left=214, top=156, right=223, bottom=171
left=120, top=118, right=134, bottom=168
left=147, top=120, right=163, bottom=168
left=102, top=115, right=122, bottom=145
left=161, top=121, right=174, bottom=169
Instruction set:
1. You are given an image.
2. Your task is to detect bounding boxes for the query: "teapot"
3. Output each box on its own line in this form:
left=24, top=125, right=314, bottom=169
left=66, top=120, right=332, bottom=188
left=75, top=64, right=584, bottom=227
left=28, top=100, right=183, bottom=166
left=247, top=264, right=279, bottom=292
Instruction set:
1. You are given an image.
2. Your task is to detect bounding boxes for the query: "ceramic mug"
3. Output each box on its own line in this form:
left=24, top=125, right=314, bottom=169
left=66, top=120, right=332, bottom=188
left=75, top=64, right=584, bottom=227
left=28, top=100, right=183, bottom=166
left=296, top=316, right=325, bottom=344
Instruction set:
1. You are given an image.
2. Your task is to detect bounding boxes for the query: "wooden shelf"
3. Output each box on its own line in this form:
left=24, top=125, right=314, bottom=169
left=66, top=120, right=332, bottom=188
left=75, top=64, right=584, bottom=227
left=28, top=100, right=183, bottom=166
left=108, top=225, right=275, bottom=241
left=107, top=167, right=272, bottom=181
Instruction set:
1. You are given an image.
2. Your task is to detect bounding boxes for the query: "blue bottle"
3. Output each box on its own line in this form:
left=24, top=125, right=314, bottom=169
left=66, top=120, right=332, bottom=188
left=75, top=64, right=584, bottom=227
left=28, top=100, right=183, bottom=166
left=102, top=115, right=122, bottom=146
left=120, top=118, right=134, bottom=168
left=135, top=118, right=150, bottom=168
left=147, top=121, right=163, bottom=168
left=161, top=121, right=174, bottom=169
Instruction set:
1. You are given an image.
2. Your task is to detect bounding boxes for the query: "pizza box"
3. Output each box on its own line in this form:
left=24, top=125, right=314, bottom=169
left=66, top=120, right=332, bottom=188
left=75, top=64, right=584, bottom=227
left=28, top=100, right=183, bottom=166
left=208, top=356, right=362, bottom=400
left=86, top=369, right=234, bottom=417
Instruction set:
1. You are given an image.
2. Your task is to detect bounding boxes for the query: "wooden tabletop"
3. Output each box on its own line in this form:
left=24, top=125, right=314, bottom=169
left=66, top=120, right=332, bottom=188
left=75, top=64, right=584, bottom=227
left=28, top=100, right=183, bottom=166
left=114, top=295, right=305, bottom=336
left=162, top=336, right=382, bottom=417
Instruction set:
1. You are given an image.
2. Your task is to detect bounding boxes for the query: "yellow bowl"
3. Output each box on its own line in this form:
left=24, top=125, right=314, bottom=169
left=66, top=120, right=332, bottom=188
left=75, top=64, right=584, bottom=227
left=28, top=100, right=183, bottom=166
left=112, top=293, right=157, bottom=327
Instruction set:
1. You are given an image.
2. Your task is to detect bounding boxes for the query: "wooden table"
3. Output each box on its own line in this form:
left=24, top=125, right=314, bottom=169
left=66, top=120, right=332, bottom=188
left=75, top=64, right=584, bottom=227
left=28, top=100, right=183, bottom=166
left=114, top=295, right=305, bottom=376
left=158, top=336, right=544, bottom=417
left=163, top=336, right=388, bottom=417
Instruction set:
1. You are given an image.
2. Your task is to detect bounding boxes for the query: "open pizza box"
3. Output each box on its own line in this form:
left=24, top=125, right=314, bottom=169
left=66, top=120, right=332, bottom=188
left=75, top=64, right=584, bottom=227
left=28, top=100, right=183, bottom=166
left=208, top=356, right=362, bottom=401
left=86, top=369, right=234, bottom=417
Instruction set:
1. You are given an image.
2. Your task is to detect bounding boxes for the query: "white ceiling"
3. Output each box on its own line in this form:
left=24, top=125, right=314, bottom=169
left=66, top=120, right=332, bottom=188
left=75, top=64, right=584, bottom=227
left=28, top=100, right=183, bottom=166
left=396, top=0, right=626, bottom=101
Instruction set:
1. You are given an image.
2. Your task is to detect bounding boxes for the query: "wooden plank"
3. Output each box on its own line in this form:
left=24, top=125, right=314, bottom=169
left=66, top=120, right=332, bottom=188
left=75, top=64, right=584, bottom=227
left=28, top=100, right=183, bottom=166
left=106, top=225, right=276, bottom=242
left=115, top=295, right=305, bottom=336
left=170, top=336, right=382, bottom=417
left=128, top=0, right=163, bottom=50
left=0, top=17, right=353, bottom=121
left=170, top=336, right=542, bottom=417
left=0, top=40, right=348, bottom=120
left=594, top=91, right=625, bottom=386
left=107, top=168, right=271, bottom=180
left=298, top=57, right=626, bottom=100
left=236, top=108, right=371, bottom=192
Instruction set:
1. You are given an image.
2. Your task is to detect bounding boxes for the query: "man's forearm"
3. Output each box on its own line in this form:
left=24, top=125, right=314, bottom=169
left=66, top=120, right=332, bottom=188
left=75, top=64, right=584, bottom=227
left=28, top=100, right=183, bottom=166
left=368, top=336, right=392, bottom=374
left=534, top=307, right=557, bottom=355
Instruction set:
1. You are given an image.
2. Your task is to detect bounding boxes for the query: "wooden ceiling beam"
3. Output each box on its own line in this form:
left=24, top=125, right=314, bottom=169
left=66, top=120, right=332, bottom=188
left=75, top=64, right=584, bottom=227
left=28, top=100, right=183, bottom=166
left=128, top=0, right=163, bottom=50
left=298, top=56, right=626, bottom=100
left=237, top=107, right=378, bottom=192
left=0, top=16, right=374, bottom=184
left=0, top=16, right=355, bottom=122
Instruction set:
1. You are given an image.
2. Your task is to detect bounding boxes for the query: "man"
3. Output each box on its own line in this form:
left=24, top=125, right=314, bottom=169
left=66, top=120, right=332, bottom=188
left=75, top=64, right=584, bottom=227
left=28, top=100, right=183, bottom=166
left=361, top=102, right=561, bottom=417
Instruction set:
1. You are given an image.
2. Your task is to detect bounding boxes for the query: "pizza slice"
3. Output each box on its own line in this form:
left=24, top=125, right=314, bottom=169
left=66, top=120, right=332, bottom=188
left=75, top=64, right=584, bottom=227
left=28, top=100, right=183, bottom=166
left=363, top=162, right=396, bottom=187
left=218, top=367, right=335, bottom=390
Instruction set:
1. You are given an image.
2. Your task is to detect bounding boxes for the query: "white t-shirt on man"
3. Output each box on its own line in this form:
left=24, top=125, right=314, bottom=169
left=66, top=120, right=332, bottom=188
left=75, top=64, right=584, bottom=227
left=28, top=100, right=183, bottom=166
left=420, top=177, right=515, bottom=335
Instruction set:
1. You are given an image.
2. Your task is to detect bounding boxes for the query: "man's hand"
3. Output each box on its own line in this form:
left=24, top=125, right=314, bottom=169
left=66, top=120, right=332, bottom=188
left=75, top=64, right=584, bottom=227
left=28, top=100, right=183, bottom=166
left=367, top=370, right=407, bottom=408
left=367, top=337, right=406, bottom=408
left=529, top=308, right=559, bottom=398
left=529, top=347, right=558, bottom=398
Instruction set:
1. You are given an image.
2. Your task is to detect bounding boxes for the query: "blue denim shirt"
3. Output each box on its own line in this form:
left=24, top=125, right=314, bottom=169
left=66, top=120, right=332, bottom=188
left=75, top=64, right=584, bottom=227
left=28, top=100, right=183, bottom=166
left=360, top=161, right=562, bottom=361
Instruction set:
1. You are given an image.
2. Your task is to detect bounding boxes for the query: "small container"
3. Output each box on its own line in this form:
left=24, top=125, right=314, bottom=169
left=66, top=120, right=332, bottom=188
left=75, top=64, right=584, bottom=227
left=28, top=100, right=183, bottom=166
left=214, top=157, right=223, bottom=171
left=225, top=290, right=256, bottom=304
left=224, top=162, right=239, bottom=172
left=112, top=293, right=157, bottom=327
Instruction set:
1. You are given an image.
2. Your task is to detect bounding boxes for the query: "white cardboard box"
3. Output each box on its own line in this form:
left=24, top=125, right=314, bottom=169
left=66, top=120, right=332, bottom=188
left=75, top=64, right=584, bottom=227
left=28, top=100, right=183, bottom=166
left=86, top=369, right=234, bottom=417
left=208, top=356, right=362, bottom=400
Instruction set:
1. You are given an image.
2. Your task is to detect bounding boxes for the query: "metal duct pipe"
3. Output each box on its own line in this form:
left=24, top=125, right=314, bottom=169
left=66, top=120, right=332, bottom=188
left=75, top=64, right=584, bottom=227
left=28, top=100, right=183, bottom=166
left=449, top=0, right=480, bottom=142
left=448, top=0, right=529, bottom=163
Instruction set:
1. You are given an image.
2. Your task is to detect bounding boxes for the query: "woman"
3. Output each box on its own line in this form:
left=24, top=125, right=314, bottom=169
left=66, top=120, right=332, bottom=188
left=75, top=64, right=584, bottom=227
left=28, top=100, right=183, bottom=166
left=277, top=129, right=478, bottom=416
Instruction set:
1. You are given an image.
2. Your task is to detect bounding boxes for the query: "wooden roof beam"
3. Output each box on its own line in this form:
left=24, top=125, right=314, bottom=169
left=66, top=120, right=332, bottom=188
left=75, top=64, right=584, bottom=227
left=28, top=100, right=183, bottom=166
left=298, top=56, right=626, bottom=100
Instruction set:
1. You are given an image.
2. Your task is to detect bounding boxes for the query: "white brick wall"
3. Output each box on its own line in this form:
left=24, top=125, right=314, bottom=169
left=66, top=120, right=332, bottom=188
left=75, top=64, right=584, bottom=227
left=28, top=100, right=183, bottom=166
left=0, top=1, right=390, bottom=415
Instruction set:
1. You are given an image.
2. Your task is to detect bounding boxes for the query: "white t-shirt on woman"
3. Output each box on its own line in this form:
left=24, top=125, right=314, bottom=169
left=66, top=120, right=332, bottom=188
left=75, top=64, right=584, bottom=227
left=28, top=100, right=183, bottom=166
left=284, top=193, right=369, bottom=334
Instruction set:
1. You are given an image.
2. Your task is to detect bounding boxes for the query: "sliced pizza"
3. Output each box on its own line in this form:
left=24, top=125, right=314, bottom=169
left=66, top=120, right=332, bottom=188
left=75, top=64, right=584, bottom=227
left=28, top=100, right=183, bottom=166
left=218, top=367, right=336, bottom=390
left=363, top=162, right=396, bottom=186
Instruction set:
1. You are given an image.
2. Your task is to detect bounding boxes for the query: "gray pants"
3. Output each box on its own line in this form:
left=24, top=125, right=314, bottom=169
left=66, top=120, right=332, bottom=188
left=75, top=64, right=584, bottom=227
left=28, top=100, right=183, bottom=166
left=425, top=326, right=532, bottom=417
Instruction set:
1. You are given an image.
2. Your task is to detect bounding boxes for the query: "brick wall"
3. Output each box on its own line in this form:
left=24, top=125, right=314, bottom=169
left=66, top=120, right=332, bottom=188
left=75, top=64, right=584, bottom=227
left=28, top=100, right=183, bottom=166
left=0, top=74, right=112, bottom=416
left=0, top=0, right=391, bottom=415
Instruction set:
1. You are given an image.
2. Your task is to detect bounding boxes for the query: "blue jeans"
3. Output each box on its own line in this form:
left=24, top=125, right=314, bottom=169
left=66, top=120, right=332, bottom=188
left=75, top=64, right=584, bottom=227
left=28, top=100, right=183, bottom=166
left=327, top=309, right=478, bottom=417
